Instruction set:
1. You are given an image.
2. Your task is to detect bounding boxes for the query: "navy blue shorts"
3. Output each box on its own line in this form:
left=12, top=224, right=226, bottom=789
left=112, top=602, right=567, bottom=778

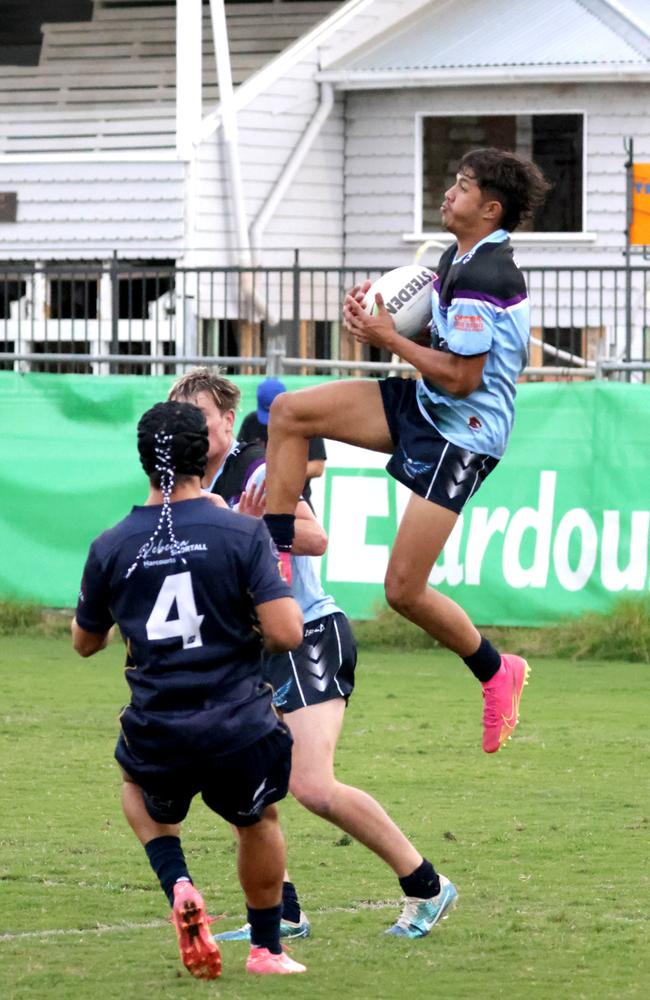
left=264, top=612, right=356, bottom=714
left=116, top=723, right=292, bottom=828
left=379, top=377, right=498, bottom=513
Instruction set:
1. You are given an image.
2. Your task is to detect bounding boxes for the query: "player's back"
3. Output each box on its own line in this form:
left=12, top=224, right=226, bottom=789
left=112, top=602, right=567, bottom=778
left=78, top=497, right=289, bottom=761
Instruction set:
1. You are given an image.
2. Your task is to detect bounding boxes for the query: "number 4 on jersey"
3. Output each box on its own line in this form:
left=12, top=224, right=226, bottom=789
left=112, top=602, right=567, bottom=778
left=146, top=571, right=204, bottom=649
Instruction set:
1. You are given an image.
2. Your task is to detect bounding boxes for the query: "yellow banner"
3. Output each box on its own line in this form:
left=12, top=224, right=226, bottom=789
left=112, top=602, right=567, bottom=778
left=630, top=164, right=650, bottom=245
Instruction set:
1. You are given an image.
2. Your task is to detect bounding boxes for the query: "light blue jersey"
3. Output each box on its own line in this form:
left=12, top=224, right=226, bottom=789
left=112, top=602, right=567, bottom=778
left=290, top=554, right=340, bottom=623
left=416, top=230, right=529, bottom=459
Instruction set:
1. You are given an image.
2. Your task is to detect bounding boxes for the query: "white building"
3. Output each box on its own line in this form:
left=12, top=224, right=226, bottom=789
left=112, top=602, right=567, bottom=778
left=1, top=0, right=649, bottom=371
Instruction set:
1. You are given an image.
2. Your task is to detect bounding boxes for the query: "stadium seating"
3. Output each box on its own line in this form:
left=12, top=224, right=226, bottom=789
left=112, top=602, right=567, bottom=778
left=0, top=1, right=340, bottom=153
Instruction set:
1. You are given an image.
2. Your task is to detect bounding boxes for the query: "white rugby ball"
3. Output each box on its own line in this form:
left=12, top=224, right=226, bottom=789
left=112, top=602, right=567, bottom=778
left=362, top=265, right=435, bottom=340
left=244, top=462, right=267, bottom=498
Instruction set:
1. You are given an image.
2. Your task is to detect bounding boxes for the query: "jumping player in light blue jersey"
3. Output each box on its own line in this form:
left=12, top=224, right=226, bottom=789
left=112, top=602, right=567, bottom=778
left=263, top=147, right=550, bottom=756
left=215, top=464, right=457, bottom=942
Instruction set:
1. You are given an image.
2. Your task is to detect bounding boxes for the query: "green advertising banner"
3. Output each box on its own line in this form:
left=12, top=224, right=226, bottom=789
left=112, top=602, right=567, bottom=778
left=1, top=372, right=649, bottom=625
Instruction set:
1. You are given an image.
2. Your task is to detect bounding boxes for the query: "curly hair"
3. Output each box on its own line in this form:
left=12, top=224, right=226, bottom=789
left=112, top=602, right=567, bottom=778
left=137, top=401, right=208, bottom=487
left=168, top=366, right=240, bottom=414
left=458, top=148, right=551, bottom=232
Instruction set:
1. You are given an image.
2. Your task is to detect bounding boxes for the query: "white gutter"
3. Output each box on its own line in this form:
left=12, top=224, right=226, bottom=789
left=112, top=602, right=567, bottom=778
left=317, top=64, right=650, bottom=88
left=249, top=83, right=335, bottom=261
left=209, top=0, right=251, bottom=266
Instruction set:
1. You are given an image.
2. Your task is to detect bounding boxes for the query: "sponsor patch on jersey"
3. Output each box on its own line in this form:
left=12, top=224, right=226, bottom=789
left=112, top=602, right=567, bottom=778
left=454, top=314, right=484, bottom=332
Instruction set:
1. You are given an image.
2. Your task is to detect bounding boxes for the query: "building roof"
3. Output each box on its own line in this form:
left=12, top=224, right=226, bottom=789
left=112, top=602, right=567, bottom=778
left=320, top=0, right=650, bottom=86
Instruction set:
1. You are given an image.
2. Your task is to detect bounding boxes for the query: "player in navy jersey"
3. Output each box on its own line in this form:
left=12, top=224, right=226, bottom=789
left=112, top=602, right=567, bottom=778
left=167, top=368, right=267, bottom=508
left=71, top=401, right=307, bottom=978
left=263, top=148, right=550, bottom=754
left=215, top=464, right=457, bottom=943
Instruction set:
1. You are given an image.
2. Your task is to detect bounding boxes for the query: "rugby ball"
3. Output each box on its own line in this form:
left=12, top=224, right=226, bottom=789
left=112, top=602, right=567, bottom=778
left=243, top=462, right=266, bottom=499
left=362, top=265, right=435, bottom=340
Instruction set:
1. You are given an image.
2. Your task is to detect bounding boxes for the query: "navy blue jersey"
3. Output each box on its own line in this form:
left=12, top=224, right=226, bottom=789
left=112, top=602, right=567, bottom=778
left=75, top=497, right=291, bottom=763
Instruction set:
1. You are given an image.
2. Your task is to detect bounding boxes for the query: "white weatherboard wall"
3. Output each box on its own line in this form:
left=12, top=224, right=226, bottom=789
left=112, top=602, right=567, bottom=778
left=0, top=159, right=185, bottom=259
left=342, top=82, right=650, bottom=270
left=191, top=0, right=431, bottom=268
left=195, top=57, right=345, bottom=267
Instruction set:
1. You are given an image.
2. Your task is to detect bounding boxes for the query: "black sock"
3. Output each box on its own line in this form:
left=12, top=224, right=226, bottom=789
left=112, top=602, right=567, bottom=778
left=281, top=880, right=301, bottom=924
left=248, top=903, right=282, bottom=954
left=463, top=635, right=502, bottom=683
left=144, top=835, right=191, bottom=908
left=399, top=859, right=440, bottom=899
left=263, top=513, right=295, bottom=552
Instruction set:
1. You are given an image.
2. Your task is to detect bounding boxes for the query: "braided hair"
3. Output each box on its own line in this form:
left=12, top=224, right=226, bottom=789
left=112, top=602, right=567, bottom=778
left=125, top=401, right=209, bottom=578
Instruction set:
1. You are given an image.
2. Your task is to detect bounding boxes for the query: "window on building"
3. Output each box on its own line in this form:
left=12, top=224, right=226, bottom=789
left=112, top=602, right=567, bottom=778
left=421, top=114, right=583, bottom=233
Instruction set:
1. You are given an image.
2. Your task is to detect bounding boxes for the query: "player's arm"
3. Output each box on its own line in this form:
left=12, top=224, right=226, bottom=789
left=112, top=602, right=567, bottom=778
left=292, top=499, right=327, bottom=556
left=71, top=617, right=111, bottom=657
left=238, top=465, right=327, bottom=556
left=72, top=546, right=114, bottom=657
left=305, top=459, right=325, bottom=479
left=255, top=597, right=303, bottom=653
left=344, top=291, right=487, bottom=397
left=385, top=332, right=487, bottom=397
left=305, top=437, right=327, bottom=480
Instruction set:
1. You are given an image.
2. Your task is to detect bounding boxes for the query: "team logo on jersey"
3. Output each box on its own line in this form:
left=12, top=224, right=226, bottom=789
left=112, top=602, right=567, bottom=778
left=468, top=416, right=482, bottom=430
left=454, top=314, right=484, bottom=332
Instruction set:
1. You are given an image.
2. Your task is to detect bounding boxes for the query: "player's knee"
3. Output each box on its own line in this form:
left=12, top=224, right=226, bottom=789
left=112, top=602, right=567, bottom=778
left=268, top=390, right=315, bottom=436
left=290, top=777, right=334, bottom=818
left=268, top=391, right=295, bottom=432
left=384, top=572, right=418, bottom=615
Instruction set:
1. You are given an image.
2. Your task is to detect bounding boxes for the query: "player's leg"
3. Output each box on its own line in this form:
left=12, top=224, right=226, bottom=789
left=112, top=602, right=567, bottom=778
left=204, top=727, right=306, bottom=974
left=265, top=379, right=392, bottom=516
left=236, top=804, right=285, bottom=911
left=237, top=807, right=305, bottom=975
left=287, top=698, right=419, bottom=871
left=384, top=493, right=480, bottom=654
left=286, top=697, right=456, bottom=937
left=120, top=773, right=221, bottom=980
left=385, top=493, right=529, bottom=752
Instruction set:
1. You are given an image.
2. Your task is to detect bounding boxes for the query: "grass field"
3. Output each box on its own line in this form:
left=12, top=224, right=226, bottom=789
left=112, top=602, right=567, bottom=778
left=1, top=634, right=649, bottom=1000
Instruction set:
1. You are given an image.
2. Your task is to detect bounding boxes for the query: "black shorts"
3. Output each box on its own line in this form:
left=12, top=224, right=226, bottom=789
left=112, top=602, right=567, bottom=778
left=116, top=723, right=292, bottom=828
left=379, top=377, right=498, bottom=513
left=264, top=612, right=356, bottom=714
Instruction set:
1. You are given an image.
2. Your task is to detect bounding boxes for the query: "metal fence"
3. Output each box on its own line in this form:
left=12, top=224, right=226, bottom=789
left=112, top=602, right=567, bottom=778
left=1, top=255, right=649, bottom=379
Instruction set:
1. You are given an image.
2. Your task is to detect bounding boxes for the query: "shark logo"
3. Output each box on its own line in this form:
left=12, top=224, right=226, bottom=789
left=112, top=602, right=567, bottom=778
left=272, top=678, right=293, bottom=708
left=403, top=454, right=434, bottom=480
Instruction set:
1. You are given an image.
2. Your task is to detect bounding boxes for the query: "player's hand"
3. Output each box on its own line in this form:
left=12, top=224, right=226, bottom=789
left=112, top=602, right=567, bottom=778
left=346, top=278, right=372, bottom=304
left=341, top=279, right=371, bottom=333
left=343, top=290, right=398, bottom=349
left=237, top=479, right=266, bottom=518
